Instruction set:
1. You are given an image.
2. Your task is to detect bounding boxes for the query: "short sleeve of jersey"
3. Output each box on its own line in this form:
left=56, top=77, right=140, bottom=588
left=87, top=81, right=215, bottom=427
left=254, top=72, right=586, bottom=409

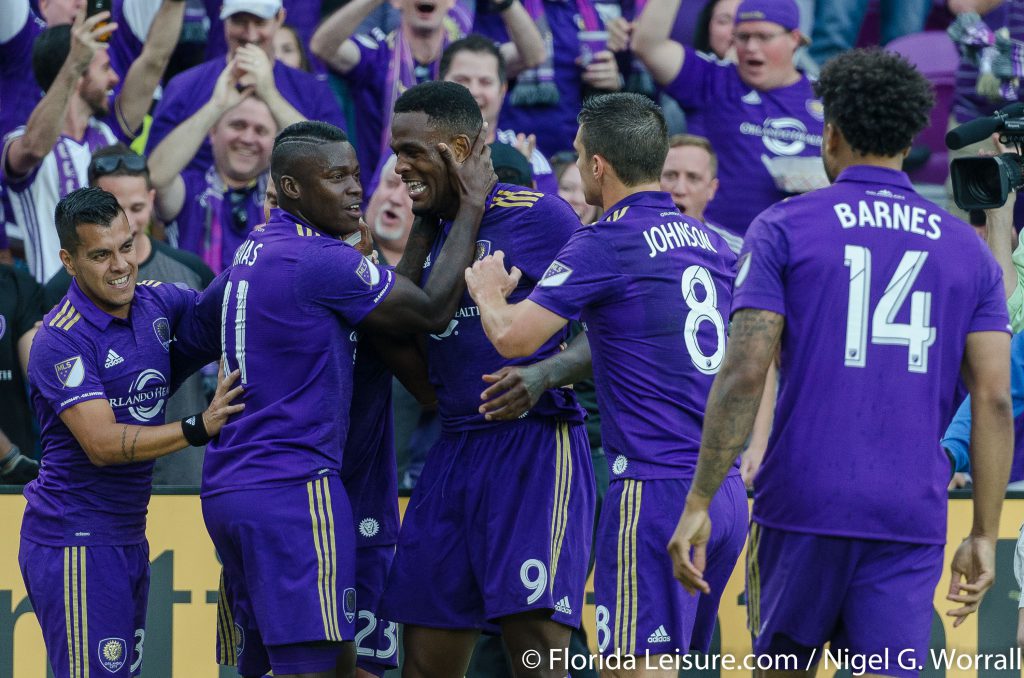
left=970, top=241, right=1013, bottom=334
left=731, top=204, right=788, bottom=317
left=509, top=194, right=581, bottom=282
left=28, top=328, right=105, bottom=415
left=663, top=47, right=722, bottom=112
left=346, top=29, right=389, bottom=85
left=528, top=224, right=619, bottom=321
left=296, top=240, right=395, bottom=325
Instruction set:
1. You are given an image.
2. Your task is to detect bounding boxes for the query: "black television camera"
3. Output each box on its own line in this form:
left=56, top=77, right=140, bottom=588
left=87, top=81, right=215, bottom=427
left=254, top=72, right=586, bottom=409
left=948, top=102, right=1024, bottom=210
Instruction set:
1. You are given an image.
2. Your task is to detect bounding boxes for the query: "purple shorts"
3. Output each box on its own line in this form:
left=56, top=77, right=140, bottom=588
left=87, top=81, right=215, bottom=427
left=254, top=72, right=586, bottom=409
left=19, top=537, right=149, bottom=677
left=748, top=522, right=944, bottom=677
left=354, top=543, right=399, bottom=676
left=594, top=474, right=747, bottom=656
left=204, top=475, right=357, bottom=675
left=380, top=419, right=595, bottom=630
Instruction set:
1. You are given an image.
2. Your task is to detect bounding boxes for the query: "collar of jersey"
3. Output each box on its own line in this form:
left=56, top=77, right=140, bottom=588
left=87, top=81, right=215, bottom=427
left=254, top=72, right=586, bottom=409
left=600, top=190, right=676, bottom=222
left=835, top=165, right=914, bottom=191
left=67, top=278, right=123, bottom=330
left=269, top=208, right=330, bottom=238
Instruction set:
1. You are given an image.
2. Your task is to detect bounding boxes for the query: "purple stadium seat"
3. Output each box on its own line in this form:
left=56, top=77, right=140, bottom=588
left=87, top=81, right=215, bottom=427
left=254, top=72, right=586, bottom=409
left=888, top=31, right=959, bottom=184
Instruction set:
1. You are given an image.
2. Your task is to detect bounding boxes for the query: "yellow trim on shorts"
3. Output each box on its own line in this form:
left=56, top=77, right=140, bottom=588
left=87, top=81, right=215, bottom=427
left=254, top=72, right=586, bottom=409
left=549, top=422, right=572, bottom=591
left=216, top=569, right=237, bottom=666
left=308, top=477, right=343, bottom=641
left=746, top=522, right=762, bottom=637
left=64, top=546, right=88, bottom=678
left=616, top=479, right=642, bottom=655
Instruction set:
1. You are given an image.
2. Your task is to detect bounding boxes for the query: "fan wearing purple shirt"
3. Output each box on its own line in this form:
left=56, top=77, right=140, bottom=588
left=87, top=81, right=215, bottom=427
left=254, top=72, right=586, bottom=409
left=21, top=186, right=241, bottom=678
left=202, top=116, right=496, bottom=678
left=465, top=93, right=744, bottom=667
left=633, top=0, right=823, bottom=237
left=149, top=58, right=301, bottom=273
left=669, top=49, right=1013, bottom=675
left=145, top=0, right=344, bottom=177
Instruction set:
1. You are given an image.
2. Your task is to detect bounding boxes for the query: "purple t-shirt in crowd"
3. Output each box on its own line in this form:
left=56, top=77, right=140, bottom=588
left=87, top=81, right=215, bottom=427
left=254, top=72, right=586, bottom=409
left=529, top=191, right=735, bottom=480
left=734, top=165, right=1010, bottom=545
left=146, top=58, right=344, bottom=175
left=422, top=183, right=585, bottom=433
left=202, top=208, right=395, bottom=496
left=663, top=48, right=823, bottom=237
left=23, top=278, right=221, bottom=546
left=171, top=167, right=268, bottom=273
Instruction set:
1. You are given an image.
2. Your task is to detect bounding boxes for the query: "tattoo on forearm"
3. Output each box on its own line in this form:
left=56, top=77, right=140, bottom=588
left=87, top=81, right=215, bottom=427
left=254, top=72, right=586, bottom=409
left=120, top=425, right=129, bottom=462
left=127, top=427, right=142, bottom=464
left=693, top=309, right=784, bottom=499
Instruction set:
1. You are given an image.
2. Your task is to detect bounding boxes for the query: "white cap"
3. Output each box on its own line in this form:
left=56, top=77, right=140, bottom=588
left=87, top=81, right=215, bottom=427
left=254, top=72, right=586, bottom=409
left=220, top=0, right=283, bottom=20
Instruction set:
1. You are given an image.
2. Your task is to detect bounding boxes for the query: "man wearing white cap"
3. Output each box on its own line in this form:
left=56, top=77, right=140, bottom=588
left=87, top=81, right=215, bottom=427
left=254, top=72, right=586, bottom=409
left=145, top=0, right=344, bottom=176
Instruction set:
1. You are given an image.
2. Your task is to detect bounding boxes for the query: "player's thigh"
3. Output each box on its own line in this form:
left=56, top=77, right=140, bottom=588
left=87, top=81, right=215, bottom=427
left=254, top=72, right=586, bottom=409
left=214, top=566, right=272, bottom=677
left=19, top=538, right=149, bottom=677
left=401, top=624, right=480, bottom=678
left=600, top=655, right=679, bottom=678
left=500, top=608, right=573, bottom=678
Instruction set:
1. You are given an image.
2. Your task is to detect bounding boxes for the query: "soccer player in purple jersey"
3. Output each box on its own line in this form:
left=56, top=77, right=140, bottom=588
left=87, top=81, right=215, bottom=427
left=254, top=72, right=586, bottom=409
left=21, top=186, right=241, bottom=678
left=465, top=93, right=744, bottom=673
left=203, top=114, right=495, bottom=678
left=375, top=81, right=595, bottom=678
left=669, top=49, right=1013, bottom=675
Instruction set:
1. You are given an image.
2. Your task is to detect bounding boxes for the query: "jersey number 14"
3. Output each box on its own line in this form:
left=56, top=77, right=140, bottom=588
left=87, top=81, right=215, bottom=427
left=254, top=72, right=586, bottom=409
left=843, top=245, right=936, bottom=373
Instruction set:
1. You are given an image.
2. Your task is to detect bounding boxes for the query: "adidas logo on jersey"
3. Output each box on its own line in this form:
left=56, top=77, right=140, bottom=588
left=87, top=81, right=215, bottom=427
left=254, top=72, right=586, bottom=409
left=105, top=349, right=124, bottom=368
left=647, top=625, right=671, bottom=644
left=554, top=597, right=572, bottom=615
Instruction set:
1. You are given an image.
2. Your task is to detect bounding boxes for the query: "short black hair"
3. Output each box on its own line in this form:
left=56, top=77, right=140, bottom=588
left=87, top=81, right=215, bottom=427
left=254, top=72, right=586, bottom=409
left=55, top=187, right=123, bottom=253
left=393, top=81, right=483, bottom=140
left=88, top=143, right=152, bottom=189
left=491, top=141, right=534, bottom=187
left=440, top=34, right=507, bottom=84
left=33, top=24, right=72, bottom=93
left=271, top=121, right=349, bottom=186
left=577, top=93, right=668, bottom=186
left=815, top=48, right=935, bottom=157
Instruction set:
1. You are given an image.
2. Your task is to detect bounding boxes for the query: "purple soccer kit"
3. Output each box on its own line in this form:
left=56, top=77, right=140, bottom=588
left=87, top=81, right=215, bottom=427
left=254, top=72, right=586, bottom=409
left=379, top=185, right=595, bottom=631
left=528, top=191, right=747, bottom=656
left=735, top=166, right=1010, bottom=669
left=21, top=278, right=221, bottom=678
left=662, top=48, right=823, bottom=237
left=202, top=209, right=395, bottom=675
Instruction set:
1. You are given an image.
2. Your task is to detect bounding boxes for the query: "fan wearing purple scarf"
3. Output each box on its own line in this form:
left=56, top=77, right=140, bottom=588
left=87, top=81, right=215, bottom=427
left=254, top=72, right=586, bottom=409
left=311, top=0, right=546, bottom=197
left=148, top=61, right=294, bottom=273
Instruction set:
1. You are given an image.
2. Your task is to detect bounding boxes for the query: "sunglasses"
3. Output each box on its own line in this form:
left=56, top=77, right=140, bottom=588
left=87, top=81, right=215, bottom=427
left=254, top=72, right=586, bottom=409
left=90, top=153, right=148, bottom=176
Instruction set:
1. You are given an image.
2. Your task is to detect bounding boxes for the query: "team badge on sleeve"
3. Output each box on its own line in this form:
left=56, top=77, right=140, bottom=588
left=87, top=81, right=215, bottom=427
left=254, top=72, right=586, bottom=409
left=152, top=317, right=171, bottom=352
left=356, top=258, right=382, bottom=287
left=98, top=637, right=127, bottom=672
left=539, top=261, right=573, bottom=287
left=54, top=356, right=85, bottom=388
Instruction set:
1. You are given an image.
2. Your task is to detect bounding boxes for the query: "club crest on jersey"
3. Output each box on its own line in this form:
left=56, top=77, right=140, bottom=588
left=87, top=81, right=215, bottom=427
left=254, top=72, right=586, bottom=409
left=356, top=258, right=381, bottom=287
left=54, top=356, right=85, bottom=388
left=152, top=317, right=171, bottom=352
left=735, top=252, right=752, bottom=288
left=539, top=261, right=573, bottom=287
left=98, top=637, right=127, bottom=672
left=475, top=240, right=492, bottom=260
left=0, top=314, right=6, bottom=341
left=344, top=588, right=357, bottom=623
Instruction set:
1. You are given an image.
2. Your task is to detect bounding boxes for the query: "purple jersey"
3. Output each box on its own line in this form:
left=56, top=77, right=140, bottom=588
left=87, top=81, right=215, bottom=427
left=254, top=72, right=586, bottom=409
left=24, top=279, right=220, bottom=546
left=202, top=209, right=395, bottom=496
left=735, top=165, right=1010, bottom=544
left=146, top=58, right=344, bottom=175
left=422, top=184, right=585, bottom=433
left=171, top=167, right=267, bottom=273
left=529, top=191, right=736, bottom=480
left=663, top=48, right=823, bottom=236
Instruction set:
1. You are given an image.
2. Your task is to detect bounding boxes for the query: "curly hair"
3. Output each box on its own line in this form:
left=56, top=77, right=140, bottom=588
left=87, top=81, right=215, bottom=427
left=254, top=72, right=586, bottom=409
left=815, top=48, right=935, bottom=157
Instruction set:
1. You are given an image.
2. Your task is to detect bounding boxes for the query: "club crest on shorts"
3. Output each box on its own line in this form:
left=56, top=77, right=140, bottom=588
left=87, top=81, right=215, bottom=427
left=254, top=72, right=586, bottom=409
left=344, top=588, right=357, bottom=623
left=98, top=637, right=127, bottom=672
left=475, top=239, right=492, bottom=260
left=235, top=623, right=245, bottom=657
left=152, top=317, right=171, bottom=351
left=359, top=517, right=380, bottom=538
left=539, top=260, right=573, bottom=287
left=54, top=356, right=85, bottom=388
left=356, top=258, right=381, bottom=287
left=612, top=455, right=628, bottom=475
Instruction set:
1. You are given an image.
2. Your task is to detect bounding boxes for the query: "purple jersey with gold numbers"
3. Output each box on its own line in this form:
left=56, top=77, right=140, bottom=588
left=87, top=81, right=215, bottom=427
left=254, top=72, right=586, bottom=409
left=529, top=191, right=736, bottom=480
left=734, top=165, right=1010, bottom=544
